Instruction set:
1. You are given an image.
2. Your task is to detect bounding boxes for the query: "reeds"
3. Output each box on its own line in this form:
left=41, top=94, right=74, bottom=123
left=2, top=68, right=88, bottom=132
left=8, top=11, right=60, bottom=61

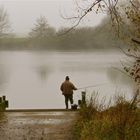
left=73, top=91, right=140, bottom=140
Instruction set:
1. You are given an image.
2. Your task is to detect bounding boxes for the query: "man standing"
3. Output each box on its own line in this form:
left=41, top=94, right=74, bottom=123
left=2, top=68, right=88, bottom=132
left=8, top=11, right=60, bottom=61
left=60, top=76, right=77, bottom=109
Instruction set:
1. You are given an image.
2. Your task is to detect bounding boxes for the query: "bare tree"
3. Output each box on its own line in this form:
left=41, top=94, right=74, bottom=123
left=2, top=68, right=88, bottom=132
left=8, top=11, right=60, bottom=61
left=0, top=6, right=10, bottom=38
left=29, top=16, right=55, bottom=39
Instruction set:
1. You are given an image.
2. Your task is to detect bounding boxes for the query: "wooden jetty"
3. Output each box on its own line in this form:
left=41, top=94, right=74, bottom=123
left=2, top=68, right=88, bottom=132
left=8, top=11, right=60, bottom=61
left=0, top=91, right=86, bottom=112
left=0, top=96, right=9, bottom=111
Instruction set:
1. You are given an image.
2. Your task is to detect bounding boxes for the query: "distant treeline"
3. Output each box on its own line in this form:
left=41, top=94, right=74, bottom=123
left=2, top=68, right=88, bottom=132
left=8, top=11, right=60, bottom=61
left=0, top=18, right=122, bottom=51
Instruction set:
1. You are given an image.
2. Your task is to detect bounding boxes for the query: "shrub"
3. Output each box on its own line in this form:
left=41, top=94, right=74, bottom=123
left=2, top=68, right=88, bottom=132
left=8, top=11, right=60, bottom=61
left=73, top=93, right=140, bottom=140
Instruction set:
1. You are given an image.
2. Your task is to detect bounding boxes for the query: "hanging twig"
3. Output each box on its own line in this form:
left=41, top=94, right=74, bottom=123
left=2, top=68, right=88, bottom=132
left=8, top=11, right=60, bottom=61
left=132, top=38, right=140, bottom=45
left=118, top=46, right=140, bottom=59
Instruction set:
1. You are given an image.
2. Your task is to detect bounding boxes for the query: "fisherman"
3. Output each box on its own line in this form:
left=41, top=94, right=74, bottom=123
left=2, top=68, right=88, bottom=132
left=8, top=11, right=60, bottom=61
left=60, top=76, right=77, bottom=109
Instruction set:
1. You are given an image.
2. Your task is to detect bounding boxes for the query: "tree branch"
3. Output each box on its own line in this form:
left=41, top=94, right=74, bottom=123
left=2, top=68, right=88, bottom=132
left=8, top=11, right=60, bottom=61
left=59, top=0, right=103, bottom=35
left=132, top=38, right=140, bottom=45
left=119, top=46, right=140, bottom=59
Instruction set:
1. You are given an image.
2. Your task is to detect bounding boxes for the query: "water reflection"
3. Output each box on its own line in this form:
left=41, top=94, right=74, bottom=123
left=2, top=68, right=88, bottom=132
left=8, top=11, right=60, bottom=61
left=0, top=65, right=9, bottom=93
left=35, top=65, right=51, bottom=82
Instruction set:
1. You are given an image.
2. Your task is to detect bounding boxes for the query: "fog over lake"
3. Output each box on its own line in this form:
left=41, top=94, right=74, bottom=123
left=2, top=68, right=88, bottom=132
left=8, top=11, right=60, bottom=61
left=0, top=50, right=134, bottom=109
left=0, top=1, right=136, bottom=109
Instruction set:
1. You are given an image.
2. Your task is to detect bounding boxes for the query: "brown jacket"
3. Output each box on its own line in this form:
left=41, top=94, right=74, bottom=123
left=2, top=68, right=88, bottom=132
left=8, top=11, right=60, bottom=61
left=60, top=81, right=77, bottom=95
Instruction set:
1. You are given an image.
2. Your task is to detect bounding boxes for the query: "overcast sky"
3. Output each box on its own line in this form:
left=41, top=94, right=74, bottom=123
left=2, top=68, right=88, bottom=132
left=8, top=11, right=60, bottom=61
left=0, top=0, right=106, bottom=35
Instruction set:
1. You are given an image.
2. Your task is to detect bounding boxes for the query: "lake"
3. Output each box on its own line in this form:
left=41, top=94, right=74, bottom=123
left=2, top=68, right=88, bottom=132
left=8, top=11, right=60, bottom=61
left=0, top=50, right=135, bottom=109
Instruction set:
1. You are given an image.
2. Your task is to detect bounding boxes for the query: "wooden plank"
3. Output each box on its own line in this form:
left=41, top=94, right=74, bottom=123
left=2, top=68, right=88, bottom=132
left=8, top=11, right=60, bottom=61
left=5, top=109, right=79, bottom=112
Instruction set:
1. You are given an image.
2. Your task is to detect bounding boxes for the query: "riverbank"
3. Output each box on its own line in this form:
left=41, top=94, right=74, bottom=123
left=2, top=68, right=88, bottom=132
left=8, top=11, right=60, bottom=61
left=73, top=95, right=140, bottom=140
left=0, top=111, right=78, bottom=140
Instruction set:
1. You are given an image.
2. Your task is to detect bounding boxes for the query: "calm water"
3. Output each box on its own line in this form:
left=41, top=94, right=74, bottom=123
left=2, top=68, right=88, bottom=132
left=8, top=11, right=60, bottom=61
left=0, top=50, right=134, bottom=109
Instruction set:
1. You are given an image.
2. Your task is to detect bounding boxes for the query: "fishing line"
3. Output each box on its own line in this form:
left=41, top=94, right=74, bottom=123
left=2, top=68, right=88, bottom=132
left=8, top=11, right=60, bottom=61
left=77, top=82, right=108, bottom=90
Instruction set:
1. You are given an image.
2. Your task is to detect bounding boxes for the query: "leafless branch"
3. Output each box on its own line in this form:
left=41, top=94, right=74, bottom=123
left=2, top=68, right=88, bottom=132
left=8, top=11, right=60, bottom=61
left=111, top=66, right=132, bottom=78
left=58, top=0, right=121, bottom=36
left=59, top=0, right=103, bottom=35
left=132, top=38, right=140, bottom=45
left=74, top=0, right=88, bottom=11
left=130, top=0, right=140, bottom=9
left=118, top=46, right=140, bottom=59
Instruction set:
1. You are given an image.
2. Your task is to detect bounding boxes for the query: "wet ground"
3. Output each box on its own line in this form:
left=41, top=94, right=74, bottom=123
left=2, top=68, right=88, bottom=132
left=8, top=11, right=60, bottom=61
left=0, top=111, right=78, bottom=140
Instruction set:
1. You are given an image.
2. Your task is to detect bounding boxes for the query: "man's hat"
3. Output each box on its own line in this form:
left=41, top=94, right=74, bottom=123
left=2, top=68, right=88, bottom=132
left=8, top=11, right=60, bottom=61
left=65, top=76, right=69, bottom=80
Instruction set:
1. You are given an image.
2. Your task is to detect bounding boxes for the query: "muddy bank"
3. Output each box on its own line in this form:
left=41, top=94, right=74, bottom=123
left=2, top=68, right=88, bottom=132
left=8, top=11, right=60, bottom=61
left=0, top=111, right=77, bottom=140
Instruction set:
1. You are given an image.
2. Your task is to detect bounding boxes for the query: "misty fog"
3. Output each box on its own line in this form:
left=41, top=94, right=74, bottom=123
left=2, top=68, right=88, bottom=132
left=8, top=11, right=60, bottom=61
left=0, top=0, right=133, bottom=109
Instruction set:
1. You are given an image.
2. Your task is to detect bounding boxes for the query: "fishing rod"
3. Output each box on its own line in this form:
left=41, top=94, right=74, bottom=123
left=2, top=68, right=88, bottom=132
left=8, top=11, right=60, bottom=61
left=77, top=83, right=108, bottom=90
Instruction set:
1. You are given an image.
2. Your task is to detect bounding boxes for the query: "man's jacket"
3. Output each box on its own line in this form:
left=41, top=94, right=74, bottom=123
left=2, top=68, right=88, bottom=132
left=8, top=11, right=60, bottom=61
left=60, top=81, right=77, bottom=95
